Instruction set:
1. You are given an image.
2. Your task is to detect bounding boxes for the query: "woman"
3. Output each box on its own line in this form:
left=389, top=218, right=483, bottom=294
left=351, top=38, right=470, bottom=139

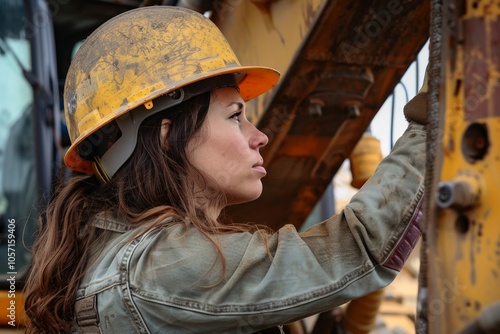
left=25, top=6, right=427, bottom=334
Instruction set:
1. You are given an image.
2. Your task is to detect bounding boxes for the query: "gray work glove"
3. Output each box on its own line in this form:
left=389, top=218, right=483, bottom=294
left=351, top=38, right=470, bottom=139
left=403, top=65, right=429, bottom=125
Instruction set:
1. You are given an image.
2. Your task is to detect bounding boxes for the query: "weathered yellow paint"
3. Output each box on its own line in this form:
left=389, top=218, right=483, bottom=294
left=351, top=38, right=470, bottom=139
left=429, top=0, right=500, bottom=332
left=63, top=6, right=279, bottom=174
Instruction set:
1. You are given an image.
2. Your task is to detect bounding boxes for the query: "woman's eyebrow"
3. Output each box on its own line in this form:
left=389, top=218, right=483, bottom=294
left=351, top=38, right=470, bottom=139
left=227, top=102, right=244, bottom=110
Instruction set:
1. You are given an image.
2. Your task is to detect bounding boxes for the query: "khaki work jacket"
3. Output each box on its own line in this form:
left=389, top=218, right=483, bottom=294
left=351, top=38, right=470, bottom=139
left=73, top=122, right=426, bottom=334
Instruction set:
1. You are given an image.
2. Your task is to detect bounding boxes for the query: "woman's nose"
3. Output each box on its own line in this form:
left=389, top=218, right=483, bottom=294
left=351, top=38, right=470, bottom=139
left=250, top=126, right=269, bottom=149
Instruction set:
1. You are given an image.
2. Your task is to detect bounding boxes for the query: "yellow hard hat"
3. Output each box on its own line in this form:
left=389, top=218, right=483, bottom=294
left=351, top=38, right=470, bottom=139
left=63, top=6, right=280, bottom=179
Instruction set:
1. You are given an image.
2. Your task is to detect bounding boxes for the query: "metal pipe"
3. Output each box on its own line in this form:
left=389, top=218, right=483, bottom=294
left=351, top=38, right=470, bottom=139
left=341, top=289, right=385, bottom=334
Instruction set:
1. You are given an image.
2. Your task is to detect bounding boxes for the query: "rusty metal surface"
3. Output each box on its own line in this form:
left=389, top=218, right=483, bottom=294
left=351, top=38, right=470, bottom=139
left=464, top=18, right=500, bottom=121
left=213, top=0, right=430, bottom=229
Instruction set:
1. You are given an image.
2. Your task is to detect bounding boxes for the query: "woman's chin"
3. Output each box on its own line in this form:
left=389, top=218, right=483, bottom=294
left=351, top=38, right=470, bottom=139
left=226, top=187, right=263, bottom=206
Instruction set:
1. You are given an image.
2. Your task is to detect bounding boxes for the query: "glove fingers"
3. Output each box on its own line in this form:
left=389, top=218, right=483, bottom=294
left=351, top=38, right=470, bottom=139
left=403, top=92, right=428, bottom=125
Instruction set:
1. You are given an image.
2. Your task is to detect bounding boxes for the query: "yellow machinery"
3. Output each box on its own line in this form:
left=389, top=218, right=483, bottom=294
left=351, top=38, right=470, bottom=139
left=1, top=0, right=499, bottom=332
left=422, top=0, right=500, bottom=332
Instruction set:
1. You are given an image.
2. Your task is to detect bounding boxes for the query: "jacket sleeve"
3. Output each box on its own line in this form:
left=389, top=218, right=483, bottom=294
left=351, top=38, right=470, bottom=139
left=128, top=122, right=425, bottom=333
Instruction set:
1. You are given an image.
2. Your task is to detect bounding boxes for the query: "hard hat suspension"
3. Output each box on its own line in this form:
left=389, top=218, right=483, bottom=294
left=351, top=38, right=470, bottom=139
left=88, top=74, right=238, bottom=183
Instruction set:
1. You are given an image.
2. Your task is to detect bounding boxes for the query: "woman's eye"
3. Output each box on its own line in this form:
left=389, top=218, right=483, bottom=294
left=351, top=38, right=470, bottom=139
left=230, top=112, right=242, bottom=122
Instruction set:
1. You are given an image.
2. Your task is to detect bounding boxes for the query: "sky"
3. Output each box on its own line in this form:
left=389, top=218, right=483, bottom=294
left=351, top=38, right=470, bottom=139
left=371, top=41, right=430, bottom=156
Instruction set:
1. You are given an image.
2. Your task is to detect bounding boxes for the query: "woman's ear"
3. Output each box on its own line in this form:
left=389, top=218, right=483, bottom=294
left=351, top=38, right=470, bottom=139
left=160, top=119, right=171, bottom=150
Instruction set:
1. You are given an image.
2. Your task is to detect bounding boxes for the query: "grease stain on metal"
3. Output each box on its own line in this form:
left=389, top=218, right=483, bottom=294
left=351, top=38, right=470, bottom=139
left=470, top=220, right=476, bottom=285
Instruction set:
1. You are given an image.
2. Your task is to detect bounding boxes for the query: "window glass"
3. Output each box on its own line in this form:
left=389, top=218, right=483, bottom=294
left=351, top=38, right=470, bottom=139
left=0, top=0, right=36, bottom=275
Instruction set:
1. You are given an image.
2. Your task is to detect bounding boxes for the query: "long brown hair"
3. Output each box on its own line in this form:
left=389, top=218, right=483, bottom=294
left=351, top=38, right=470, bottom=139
left=24, top=92, right=268, bottom=333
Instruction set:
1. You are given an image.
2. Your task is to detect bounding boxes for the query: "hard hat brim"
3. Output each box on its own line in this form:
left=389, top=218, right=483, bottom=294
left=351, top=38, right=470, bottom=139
left=229, top=66, right=281, bottom=102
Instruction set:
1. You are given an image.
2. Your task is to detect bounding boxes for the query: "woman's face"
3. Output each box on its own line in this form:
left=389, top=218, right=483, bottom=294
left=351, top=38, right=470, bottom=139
left=186, top=87, right=269, bottom=205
